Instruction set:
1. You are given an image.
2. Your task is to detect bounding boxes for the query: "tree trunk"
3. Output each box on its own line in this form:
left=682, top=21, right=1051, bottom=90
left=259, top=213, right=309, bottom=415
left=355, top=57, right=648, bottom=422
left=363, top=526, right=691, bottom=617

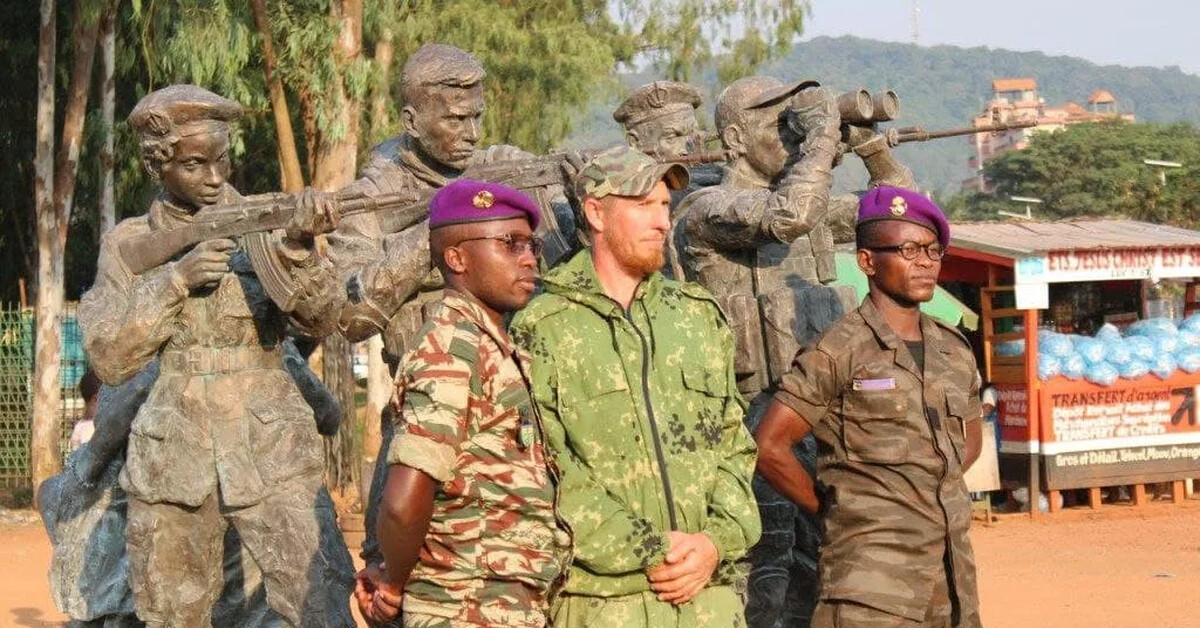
left=311, top=0, right=361, bottom=190
left=30, top=0, right=58, bottom=490
left=250, top=0, right=304, bottom=193
left=52, top=1, right=100, bottom=246
left=316, top=0, right=364, bottom=494
left=98, top=0, right=117, bottom=235
left=369, top=25, right=393, bottom=146
left=32, top=0, right=100, bottom=490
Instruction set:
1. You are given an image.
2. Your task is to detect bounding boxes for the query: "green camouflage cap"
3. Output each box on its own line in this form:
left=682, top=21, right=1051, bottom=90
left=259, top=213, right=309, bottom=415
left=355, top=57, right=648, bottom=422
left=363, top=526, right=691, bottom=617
left=573, top=145, right=690, bottom=200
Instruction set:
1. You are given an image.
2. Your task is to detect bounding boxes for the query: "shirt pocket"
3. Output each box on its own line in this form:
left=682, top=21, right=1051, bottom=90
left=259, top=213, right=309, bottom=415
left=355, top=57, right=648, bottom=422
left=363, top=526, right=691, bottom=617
left=841, top=388, right=910, bottom=465
left=943, top=389, right=971, bottom=465
left=556, top=363, right=632, bottom=463
left=679, top=366, right=729, bottom=450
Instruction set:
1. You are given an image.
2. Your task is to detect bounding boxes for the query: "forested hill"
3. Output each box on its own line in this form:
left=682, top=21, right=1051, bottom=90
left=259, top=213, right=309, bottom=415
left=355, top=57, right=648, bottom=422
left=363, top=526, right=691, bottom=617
left=566, top=36, right=1200, bottom=195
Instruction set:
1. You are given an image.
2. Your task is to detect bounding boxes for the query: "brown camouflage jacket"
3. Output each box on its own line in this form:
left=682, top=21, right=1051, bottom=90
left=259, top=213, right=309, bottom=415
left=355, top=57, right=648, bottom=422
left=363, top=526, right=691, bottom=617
left=387, top=290, right=571, bottom=627
left=774, top=296, right=982, bottom=626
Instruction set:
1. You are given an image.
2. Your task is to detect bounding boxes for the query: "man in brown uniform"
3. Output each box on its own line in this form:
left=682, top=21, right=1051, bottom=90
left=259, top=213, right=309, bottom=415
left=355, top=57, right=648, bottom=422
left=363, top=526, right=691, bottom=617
left=755, top=186, right=983, bottom=627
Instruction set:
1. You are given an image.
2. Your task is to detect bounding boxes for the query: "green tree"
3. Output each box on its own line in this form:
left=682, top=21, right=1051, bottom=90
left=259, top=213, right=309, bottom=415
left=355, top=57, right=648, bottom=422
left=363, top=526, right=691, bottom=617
left=948, top=121, right=1200, bottom=228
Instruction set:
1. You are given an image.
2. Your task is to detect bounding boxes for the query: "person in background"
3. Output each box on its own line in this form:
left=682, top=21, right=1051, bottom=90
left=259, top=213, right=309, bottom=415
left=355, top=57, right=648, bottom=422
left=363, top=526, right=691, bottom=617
left=69, top=369, right=102, bottom=452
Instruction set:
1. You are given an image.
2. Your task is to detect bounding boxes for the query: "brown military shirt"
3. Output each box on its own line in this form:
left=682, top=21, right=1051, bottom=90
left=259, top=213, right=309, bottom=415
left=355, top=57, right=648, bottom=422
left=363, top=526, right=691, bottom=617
left=388, top=290, right=571, bottom=627
left=775, top=297, right=982, bottom=626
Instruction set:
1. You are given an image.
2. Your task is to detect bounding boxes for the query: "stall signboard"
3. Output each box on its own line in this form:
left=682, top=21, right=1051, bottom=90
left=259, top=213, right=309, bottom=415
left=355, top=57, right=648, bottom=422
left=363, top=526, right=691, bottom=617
left=997, top=384, right=1033, bottom=453
left=1014, top=246, right=1200, bottom=285
left=998, top=377, right=1200, bottom=489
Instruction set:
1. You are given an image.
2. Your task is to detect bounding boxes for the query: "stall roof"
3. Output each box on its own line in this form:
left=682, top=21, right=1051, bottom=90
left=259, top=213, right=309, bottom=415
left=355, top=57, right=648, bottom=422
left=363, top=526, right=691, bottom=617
left=950, top=219, right=1200, bottom=259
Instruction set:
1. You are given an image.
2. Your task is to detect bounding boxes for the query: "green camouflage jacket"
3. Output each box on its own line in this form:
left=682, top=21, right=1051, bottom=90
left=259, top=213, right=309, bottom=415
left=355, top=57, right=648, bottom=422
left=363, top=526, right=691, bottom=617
left=510, top=250, right=761, bottom=598
left=388, top=290, right=571, bottom=627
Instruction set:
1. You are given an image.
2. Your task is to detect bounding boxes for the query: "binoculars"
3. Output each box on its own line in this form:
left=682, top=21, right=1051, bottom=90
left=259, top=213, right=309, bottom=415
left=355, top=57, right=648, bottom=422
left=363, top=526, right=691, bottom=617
left=836, top=89, right=899, bottom=125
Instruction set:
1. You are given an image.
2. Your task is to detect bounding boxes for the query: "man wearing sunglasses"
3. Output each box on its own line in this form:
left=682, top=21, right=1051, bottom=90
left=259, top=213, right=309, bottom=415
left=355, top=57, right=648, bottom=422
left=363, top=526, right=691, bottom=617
left=755, top=186, right=983, bottom=628
left=358, top=180, right=571, bottom=627
left=511, top=146, right=760, bottom=627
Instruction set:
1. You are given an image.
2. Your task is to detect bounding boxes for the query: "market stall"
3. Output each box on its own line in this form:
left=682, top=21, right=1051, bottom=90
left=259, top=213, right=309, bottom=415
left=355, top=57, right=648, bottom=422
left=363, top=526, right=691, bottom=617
left=940, top=219, right=1200, bottom=514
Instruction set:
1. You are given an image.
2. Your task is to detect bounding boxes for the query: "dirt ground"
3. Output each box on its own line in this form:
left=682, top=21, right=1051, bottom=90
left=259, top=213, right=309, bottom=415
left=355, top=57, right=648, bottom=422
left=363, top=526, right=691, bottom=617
left=4, top=499, right=1200, bottom=628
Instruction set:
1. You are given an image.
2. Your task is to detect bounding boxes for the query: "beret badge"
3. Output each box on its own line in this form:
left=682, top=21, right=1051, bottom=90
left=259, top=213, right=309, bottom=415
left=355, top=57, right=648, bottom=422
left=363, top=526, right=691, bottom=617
left=472, top=190, right=495, bottom=209
left=890, top=196, right=907, bottom=216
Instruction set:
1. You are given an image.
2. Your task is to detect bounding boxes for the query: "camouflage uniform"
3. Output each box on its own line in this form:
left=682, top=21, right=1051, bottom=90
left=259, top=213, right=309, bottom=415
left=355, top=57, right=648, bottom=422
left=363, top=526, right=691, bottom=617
left=510, top=250, right=761, bottom=628
left=775, top=298, right=982, bottom=627
left=330, top=135, right=574, bottom=573
left=78, top=184, right=345, bottom=627
left=387, top=290, right=571, bottom=627
left=675, top=87, right=918, bottom=628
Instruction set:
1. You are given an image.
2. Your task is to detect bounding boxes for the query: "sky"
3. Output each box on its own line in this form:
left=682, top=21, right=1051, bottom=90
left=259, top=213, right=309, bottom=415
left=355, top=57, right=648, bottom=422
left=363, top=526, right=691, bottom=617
left=801, top=0, right=1200, bottom=76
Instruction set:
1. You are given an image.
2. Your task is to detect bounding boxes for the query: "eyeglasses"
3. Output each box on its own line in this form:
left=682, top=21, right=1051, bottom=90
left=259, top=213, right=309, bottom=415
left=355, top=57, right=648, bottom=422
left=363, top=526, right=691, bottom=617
left=866, top=241, right=945, bottom=261
left=454, top=233, right=544, bottom=258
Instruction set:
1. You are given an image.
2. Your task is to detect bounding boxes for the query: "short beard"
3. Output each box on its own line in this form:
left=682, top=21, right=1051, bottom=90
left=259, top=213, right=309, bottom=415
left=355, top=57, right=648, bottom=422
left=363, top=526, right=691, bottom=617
left=609, top=230, right=664, bottom=278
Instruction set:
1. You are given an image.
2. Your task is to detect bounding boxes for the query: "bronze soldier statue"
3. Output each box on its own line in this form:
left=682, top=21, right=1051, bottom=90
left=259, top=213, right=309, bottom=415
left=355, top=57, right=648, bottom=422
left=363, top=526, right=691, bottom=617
left=77, top=84, right=345, bottom=627
left=38, top=340, right=356, bottom=628
left=613, top=80, right=723, bottom=280
left=325, top=45, right=573, bottom=615
left=614, top=80, right=704, bottom=160
left=673, top=76, right=915, bottom=628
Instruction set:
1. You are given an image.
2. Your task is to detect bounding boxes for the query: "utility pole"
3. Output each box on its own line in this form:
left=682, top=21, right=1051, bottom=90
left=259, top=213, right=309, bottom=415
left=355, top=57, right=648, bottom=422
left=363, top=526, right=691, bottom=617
left=911, top=0, right=921, bottom=45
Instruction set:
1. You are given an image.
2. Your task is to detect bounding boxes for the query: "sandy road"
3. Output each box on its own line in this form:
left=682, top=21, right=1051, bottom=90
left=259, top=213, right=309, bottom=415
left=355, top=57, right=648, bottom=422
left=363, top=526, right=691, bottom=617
left=4, top=499, right=1200, bottom=627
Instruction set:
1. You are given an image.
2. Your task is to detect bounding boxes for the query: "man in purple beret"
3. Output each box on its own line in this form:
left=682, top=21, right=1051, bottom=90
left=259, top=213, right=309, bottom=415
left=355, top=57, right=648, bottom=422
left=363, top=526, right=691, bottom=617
left=357, top=180, right=571, bottom=628
left=754, top=186, right=984, bottom=627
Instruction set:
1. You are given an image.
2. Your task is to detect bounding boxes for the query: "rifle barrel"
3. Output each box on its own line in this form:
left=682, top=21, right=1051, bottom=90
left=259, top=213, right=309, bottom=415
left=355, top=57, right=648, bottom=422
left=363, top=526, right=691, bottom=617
left=896, top=120, right=1038, bottom=143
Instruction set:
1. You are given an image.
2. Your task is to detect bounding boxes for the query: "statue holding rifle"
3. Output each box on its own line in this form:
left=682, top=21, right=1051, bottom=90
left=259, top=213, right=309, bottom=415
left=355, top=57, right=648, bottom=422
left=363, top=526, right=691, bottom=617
left=77, top=84, right=347, bottom=627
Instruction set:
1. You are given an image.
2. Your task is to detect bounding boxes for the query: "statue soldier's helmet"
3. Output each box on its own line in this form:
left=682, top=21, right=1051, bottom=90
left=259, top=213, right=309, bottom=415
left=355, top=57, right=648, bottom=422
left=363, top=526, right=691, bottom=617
left=613, top=81, right=703, bottom=129
left=128, top=84, right=242, bottom=140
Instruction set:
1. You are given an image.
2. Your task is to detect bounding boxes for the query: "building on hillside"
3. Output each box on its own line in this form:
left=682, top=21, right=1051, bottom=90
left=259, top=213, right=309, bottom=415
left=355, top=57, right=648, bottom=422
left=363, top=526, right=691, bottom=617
left=962, top=78, right=1135, bottom=192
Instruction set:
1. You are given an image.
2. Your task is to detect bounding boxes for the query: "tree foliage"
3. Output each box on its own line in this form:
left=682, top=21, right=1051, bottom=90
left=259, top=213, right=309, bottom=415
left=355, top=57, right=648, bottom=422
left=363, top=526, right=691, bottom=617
left=941, top=121, right=1200, bottom=228
left=2, top=0, right=808, bottom=305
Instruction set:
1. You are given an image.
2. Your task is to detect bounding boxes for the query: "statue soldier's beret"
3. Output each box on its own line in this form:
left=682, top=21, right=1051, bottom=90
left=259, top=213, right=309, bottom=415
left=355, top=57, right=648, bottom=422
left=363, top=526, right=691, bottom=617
left=128, top=84, right=242, bottom=138
left=857, top=186, right=950, bottom=248
left=428, top=179, right=541, bottom=230
left=613, top=81, right=703, bottom=128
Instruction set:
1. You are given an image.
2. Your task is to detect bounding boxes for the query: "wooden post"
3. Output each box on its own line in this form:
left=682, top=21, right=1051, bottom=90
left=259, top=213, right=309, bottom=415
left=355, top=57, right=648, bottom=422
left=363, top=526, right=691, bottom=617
left=1172, top=480, right=1185, bottom=504
left=1024, top=308, right=1042, bottom=518
left=1088, top=487, right=1103, bottom=509
left=1048, top=489, right=1061, bottom=513
left=1133, top=484, right=1148, bottom=506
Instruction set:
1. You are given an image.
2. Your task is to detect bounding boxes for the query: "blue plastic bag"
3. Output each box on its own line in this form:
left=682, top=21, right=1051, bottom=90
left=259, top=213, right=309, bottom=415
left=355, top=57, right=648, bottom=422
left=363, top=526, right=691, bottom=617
left=996, top=340, right=1025, bottom=357
left=1149, top=354, right=1177, bottom=379
left=1118, top=359, right=1149, bottom=380
left=1127, top=318, right=1177, bottom=337
left=1180, top=314, right=1200, bottom=334
left=1103, top=340, right=1132, bottom=366
left=1084, top=362, right=1119, bottom=386
left=1041, top=333, right=1075, bottom=358
left=1179, top=350, right=1200, bottom=374
left=1037, top=354, right=1062, bottom=380
left=1177, top=330, right=1200, bottom=351
left=1060, top=353, right=1086, bottom=380
left=1096, top=323, right=1122, bottom=341
left=1125, top=336, right=1156, bottom=362
left=1073, top=337, right=1107, bottom=365
left=1148, top=333, right=1180, bottom=355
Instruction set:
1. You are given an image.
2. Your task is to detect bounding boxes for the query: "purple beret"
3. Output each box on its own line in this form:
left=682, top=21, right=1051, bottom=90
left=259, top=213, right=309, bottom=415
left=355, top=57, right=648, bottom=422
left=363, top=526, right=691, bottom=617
left=857, top=186, right=950, bottom=248
left=428, top=179, right=541, bottom=230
